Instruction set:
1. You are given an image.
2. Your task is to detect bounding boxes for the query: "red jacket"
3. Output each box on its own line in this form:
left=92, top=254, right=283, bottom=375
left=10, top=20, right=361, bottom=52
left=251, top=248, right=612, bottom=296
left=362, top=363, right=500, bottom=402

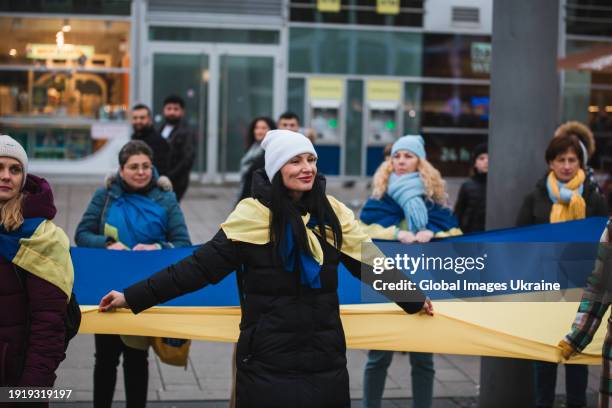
left=0, top=175, right=67, bottom=389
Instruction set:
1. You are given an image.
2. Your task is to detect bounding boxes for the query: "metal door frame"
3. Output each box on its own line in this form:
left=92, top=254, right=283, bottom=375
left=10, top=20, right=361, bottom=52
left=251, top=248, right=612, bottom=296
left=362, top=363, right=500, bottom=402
left=143, top=41, right=284, bottom=182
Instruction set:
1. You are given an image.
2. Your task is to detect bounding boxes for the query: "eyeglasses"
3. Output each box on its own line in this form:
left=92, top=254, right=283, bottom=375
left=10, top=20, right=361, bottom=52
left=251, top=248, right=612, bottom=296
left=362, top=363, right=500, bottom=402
left=125, top=164, right=152, bottom=171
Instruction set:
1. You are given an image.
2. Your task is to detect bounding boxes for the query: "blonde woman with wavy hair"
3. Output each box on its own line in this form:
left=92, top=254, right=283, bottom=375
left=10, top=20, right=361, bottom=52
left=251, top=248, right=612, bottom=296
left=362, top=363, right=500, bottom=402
left=360, top=135, right=461, bottom=408
left=360, top=135, right=460, bottom=245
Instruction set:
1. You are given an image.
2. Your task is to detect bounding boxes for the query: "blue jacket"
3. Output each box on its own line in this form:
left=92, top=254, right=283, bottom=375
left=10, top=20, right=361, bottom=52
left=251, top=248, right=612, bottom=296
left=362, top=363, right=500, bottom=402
left=75, top=174, right=191, bottom=249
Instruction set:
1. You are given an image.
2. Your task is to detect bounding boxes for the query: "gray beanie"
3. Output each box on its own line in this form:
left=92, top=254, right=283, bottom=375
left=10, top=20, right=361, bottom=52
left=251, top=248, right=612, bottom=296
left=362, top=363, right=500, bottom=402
left=0, top=135, right=28, bottom=187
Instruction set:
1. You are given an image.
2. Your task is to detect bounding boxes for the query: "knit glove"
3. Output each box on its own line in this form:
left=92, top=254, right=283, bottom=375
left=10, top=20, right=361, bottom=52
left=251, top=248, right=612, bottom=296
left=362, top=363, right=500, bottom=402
left=558, top=339, right=577, bottom=360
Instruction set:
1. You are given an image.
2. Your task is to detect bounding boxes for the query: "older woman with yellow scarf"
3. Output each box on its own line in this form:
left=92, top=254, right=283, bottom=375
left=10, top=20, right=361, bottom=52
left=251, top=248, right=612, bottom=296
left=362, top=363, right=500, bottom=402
left=517, top=133, right=607, bottom=408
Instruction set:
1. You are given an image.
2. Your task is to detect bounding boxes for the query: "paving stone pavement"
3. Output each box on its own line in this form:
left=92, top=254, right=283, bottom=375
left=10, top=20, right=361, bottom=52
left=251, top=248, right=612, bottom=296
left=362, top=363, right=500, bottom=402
left=45, top=176, right=601, bottom=406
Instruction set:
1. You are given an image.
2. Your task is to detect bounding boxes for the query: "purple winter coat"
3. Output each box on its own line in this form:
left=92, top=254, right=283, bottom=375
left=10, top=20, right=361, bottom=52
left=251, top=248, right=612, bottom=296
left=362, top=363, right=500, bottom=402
left=0, top=174, right=67, bottom=389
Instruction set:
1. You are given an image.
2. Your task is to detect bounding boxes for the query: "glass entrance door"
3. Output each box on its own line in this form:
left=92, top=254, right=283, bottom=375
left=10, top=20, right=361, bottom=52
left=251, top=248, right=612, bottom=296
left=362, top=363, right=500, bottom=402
left=218, top=55, right=274, bottom=175
left=152, top=53, right=209, bottom=173
left=149, top=43, right=280, bottom=181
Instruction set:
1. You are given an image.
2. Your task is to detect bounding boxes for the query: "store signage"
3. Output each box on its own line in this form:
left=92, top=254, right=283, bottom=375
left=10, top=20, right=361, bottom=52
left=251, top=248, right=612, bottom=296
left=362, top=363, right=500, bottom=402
left=367, top=80, right=401, bottom=102
left=26, top=43, right=95, bottom=60
left=317, top=0, right=341, bottom=13
left=377, top=0, right=400, bottom=15
left=91, top=122, right=131, bottom=140
left=309, top=77, right=344, bottom=101
left=471, top=42, right=491, bottom=74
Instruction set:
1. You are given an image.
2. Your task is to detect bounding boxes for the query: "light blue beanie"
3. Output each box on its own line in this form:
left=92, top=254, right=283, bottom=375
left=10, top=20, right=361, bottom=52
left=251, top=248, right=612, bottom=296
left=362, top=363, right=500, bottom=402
left=391, top=135, right=426, bottom=159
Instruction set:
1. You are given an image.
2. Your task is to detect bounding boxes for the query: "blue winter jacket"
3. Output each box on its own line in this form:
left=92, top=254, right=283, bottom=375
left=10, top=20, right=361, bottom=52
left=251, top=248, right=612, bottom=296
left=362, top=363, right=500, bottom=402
left=75, top=173, right=191, bottom=249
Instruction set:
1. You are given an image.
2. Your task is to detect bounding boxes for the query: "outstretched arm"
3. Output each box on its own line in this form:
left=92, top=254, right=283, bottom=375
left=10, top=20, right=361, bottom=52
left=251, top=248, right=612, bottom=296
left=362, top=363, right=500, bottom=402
left=99, top=229, right=241, bottom=314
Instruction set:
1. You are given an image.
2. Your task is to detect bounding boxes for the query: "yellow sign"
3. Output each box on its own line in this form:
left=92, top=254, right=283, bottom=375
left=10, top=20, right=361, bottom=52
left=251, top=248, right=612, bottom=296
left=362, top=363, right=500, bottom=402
left=367, top=80, right=401, bottom=102
left=309, top=78, right=344, bottom=100
left=27, top=43, right=95, bottom=60
left=317, top=0, right=341, bottom=13
left=377, top=0, right=400, bottom=15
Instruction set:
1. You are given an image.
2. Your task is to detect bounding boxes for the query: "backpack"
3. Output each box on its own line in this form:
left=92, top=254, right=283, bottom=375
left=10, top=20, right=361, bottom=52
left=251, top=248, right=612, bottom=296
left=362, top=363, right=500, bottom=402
left=13, top=265, right=81, bottom=351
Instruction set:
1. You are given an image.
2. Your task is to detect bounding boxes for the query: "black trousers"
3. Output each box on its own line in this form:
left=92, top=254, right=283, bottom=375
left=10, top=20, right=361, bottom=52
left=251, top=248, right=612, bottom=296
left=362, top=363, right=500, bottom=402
left=93, top=334, right=148, bottom=408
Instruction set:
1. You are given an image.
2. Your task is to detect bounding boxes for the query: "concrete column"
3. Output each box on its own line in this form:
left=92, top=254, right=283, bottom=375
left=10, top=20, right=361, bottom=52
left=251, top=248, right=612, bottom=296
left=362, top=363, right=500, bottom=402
left=482, top=0, right=561, bottom=407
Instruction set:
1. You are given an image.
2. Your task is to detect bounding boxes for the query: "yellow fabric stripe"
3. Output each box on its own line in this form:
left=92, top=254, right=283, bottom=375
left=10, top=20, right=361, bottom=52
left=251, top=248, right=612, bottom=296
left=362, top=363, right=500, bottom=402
left=79, top=301, right=604, bottom=365
left=358, top=221, right=397, bottom=240
left=13, top=219, right=74, bottom=299
left=433, top=228, right=463, bottom=238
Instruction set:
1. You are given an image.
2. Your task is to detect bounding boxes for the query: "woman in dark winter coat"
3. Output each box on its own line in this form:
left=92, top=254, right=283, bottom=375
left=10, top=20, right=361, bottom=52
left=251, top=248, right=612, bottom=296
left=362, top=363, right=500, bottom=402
left=99, top=129, right=432, bottom=408
left=75, top=140, right=191, bottom=408
left=517, top=134, right=608, bottom=408
left=454, top=143, right=488, bottom=233
left=0, top=135, right=73, bottom=405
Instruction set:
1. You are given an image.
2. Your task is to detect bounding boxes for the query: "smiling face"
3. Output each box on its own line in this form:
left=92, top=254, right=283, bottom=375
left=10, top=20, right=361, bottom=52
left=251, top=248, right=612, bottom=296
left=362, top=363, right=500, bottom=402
left=280, top=153, right=317, bottom=198
left=119, top=153, right=153, bottom=190
left=549, top=149, right=580, bottom=183
left=391, top=150, right=419, bottom=175
left=0, top=157, right=24, bottom=203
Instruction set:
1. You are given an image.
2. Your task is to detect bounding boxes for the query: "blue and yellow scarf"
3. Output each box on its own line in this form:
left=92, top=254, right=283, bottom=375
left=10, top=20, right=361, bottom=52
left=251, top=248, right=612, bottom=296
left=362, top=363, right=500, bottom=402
left=0, top=218, right=73, bottom=299
left=221, top=196, right=372, bottom=288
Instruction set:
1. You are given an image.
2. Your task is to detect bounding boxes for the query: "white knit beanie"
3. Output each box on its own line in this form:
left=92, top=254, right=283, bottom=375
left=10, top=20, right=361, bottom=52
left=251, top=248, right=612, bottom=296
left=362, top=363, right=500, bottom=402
left=261, top=129, right=317, bottom=181
left=0, top=135, right=28, bottom=187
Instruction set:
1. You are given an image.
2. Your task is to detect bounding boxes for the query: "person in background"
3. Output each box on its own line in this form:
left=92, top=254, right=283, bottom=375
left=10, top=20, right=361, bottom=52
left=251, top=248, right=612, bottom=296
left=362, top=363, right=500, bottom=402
left=277, top=111, right=300, bottom=132
left=159, top=95, right=197, bottom=202
left=131, top=104, right=169, bottom=176
left=0, top=135, right=73, bottom=407
left=360, top=135, right=461, bottom=408
left=75, top=140, right=191, bottom=408
left=237, top=116, right=276, bottom=202
left=517, top=134, right=608, bottom=408
left=454, top=143, right=488, bottom=233
left=554, top=121, right=600, bottom=194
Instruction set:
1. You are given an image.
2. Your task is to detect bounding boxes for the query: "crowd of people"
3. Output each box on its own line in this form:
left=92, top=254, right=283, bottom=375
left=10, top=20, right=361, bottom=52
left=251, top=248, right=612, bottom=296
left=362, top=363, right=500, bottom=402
left=0, top=94, right=610, bottom=408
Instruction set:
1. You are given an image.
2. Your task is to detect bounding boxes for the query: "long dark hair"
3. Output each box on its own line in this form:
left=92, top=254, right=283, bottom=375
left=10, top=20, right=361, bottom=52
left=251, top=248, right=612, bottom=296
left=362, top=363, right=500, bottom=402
left=246, top=117, right=276, bottom=149
left=268, top=172, right=343, bottom=262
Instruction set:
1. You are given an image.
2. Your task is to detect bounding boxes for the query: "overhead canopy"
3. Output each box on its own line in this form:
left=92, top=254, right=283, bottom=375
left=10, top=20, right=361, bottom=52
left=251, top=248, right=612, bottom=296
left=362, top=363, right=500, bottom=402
left=558, top=45, right=612, bottom=73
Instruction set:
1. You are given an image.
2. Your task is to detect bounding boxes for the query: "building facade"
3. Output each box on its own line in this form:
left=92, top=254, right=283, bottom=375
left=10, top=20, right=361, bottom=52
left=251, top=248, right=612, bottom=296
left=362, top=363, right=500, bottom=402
left=0, top=0, right=610, bottom=180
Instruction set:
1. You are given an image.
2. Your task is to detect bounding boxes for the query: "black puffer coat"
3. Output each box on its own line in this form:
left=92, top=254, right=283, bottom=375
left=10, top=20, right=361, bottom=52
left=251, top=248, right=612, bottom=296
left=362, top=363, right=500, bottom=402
left=454, top=173, right=487, bottom=233
left=124, top=171, right=425, bottom=408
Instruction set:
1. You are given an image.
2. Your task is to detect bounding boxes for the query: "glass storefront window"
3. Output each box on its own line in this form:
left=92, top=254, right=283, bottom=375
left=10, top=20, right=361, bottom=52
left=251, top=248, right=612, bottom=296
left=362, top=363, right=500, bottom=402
left=422, top=34, right=491, bottom=79
left=0, top=125, right=97, bottom=159
left=421, top=84, right=489, bottom=128
left=289, top=27, right=422, bottom=75
left=565, top=1, right=612, bottom=37
left=287, top=78, right=306, bottom=120
left=0, top=70, right=129, bottom=120
left=0, top=17, right=130, bottom=120
left=0, top=0, right=131, bottom=15
left=403, top=82, right=421, bottom=134
left=150, top=27, right=280, bottom=45
left=422, top=133, right=487, bottom=177
left=289, top=0, right=423, bottom=27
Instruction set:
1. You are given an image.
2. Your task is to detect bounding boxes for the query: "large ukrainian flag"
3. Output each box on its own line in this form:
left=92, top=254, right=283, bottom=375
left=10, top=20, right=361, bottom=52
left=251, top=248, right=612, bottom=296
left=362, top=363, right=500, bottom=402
left=74, top=216, right=609, bottom=365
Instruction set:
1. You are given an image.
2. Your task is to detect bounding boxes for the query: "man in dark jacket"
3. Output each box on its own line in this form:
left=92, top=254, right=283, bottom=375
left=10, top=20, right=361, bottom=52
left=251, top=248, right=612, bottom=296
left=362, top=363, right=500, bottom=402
left=159, top=95, right=196, bottom=202
left=131, top=104, right=169, bottom=176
